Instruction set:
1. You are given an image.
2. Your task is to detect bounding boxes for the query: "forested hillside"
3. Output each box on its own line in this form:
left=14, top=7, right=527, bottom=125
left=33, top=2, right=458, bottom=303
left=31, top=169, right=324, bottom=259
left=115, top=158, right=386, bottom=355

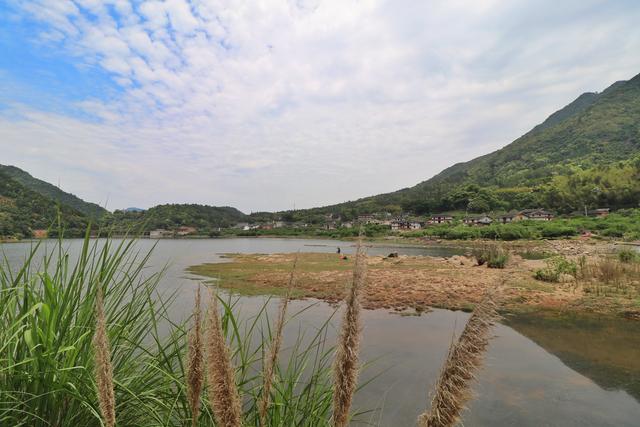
left=299, top=72, right=640, bottom=217
left=0, top=165, right=108, bottom=219
left=0, top=171, right=88, bottom=238
left=100, top=204, right=247, bottom=234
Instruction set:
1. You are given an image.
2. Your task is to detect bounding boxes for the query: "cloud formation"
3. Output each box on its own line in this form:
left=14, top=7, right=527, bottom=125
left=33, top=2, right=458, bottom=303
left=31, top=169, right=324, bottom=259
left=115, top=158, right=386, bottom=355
left=2, top=0, right=640, bottom=212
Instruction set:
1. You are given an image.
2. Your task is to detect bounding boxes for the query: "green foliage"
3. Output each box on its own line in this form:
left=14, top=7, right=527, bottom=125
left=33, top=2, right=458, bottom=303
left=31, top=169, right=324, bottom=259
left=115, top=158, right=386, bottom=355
left=472, top=245, right=510, bottom=268
left=0, top=171, right=88, bottom=238
left=618, top=248, right=639, bottom=263
left=0, top=235, right=356, bottom=426
left=0, top=164, right=108, bottom=219
left=534, top=256, right=578, bottom=282
left=285, top=73, right=640, bottom=217
left=101, top=204, right=248, bottom=234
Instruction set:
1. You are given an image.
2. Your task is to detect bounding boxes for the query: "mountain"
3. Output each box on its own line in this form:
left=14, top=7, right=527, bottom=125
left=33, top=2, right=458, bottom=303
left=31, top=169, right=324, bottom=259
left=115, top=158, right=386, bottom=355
left=301, top=72, right=640, bottom=217
left=102, top=204, right=248, bottom=233
left=0, top=170, right=88, bottom=238
left=0, top=165, right=108, bottom=219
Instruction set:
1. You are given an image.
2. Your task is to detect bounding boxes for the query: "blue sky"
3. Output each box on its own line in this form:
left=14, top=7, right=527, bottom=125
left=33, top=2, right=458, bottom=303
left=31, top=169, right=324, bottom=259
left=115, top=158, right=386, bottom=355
left=1, top=0, right=640, bottom=212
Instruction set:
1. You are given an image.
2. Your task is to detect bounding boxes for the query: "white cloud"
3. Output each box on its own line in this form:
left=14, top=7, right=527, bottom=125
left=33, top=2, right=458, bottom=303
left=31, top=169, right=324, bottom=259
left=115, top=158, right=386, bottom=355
left=2, top=0, right=640, bottom=211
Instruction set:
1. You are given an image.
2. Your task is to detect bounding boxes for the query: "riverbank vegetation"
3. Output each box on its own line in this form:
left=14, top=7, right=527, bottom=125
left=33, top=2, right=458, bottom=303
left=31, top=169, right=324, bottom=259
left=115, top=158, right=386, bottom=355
left=190, top=248, right=640, bottom=319
left=0, top=235, right=497, bottom=426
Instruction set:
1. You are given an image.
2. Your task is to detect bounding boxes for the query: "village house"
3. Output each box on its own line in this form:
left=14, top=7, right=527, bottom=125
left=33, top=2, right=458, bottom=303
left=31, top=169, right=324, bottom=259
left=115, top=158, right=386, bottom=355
left=324, top=221, right=338, bottom=230
left=32, top=229, right=48, bottom=239
left=429, top=215, right=454, bottom=224
left=520, top=209, right=554, bottom=221
left=463, top=215, right=493, bottom=226
left=357, top=214, right=376, bottom=224
left=499, top=209, right=554, bottom=223
left=391, top=219, right=423, bottom=231
left=176, top=226, right=197, bottom=236
left=149, top=229, right=174, bottom=238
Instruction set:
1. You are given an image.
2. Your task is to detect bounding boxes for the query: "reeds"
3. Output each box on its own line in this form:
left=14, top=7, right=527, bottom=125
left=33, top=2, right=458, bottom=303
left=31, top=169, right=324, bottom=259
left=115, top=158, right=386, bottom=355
left=0, top=235, right=338, bottom=426
left=206, top=290, right=243, bottom=427
left=93, top=287, right=116, bottom=427
left=418, top=293, right=499, bottom=427
left=259, top=256, right=298, bottom=426
left=186, top=287, right=204, bottom=426
left=332, top=240, right=367, bottom=427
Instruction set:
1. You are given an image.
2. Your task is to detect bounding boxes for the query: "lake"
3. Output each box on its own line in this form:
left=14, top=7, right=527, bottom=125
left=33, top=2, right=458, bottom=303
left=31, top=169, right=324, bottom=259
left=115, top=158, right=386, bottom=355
left=2, top=238, right=639, bottom=426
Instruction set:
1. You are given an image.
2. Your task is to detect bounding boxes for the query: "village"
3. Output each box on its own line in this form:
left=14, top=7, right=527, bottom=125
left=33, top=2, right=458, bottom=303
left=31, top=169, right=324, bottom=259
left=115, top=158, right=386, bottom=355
left=145, top=207, right=612, bottom=238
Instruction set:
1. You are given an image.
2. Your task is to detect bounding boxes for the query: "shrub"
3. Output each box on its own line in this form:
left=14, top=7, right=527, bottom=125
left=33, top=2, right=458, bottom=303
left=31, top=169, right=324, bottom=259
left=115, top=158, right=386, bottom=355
left=618, top=248, right=639, bottom=263
left=472, top=244, right=510, bottom=269
left=534, top=256, right=577, bottom=282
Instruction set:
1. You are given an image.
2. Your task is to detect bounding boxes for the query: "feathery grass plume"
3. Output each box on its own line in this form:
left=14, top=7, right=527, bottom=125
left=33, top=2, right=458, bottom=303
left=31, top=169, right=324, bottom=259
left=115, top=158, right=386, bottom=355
left=206, top=289, right=242, bottom=427
left=332, top=238, right=367, bottom=427
left=93, top=287, right=116, bottom=427
left=186, top=287, right=204, bottom=426
left=259, top=255, right=298, bottom=426
left=418, top=293, right=499, bottom=427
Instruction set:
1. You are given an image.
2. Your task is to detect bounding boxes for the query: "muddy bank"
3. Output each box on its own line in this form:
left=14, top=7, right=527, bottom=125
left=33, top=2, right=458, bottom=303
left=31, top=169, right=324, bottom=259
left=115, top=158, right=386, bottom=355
left=188, top=249, right=640, bottom=319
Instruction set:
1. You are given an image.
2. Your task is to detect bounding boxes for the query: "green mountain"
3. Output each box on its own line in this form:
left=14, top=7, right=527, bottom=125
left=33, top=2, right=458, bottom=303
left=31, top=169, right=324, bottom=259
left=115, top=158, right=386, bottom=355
left=304, top=72, right=640, bottom=217
left=102, top=204, right=247, bottom=234
left=0, top=165, right=108, bottom=219
left=0, top=171, right=88, bottom=238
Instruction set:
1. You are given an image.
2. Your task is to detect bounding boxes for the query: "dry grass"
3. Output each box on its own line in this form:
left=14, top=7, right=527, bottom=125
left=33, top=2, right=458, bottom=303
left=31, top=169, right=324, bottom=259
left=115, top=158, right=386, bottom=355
left=186, top=287, right=204, bottom=426
left=206, top=290, right=242, bottom=427
left=332, top=239, right=367, bottom=427
left=418, top=293, right=499, bottom=427
left=93, top=287, right=116, bottom=427
left=259, top=255, right=298, bottom=426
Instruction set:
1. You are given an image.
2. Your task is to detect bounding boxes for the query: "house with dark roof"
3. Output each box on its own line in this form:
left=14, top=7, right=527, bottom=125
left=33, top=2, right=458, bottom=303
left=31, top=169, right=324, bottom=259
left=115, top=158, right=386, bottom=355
left=463, top=215, right=493, bottom=226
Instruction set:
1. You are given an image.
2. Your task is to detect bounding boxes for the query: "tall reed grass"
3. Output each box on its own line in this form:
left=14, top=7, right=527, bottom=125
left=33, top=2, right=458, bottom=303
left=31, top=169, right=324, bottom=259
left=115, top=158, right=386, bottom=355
left=0, top=236, right=340, bottom=426
left=1, top=233, right=499, bottom=426
left=332, top=240, right=367, bottom=427
left=418, top=294, right=499, bottom=427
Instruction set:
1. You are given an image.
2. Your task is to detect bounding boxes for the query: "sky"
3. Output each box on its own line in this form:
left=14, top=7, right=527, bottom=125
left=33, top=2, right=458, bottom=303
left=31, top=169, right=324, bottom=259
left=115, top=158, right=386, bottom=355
left=1, top=0, right=640, bottom=213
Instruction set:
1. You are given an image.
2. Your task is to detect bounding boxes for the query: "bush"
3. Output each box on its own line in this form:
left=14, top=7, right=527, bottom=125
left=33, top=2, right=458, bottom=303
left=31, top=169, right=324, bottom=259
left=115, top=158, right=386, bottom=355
left=534, top=256, right=577, bottom=282
left=617, top=248, right=639, bottom=263
left=472, top=244, right=510, bottom=268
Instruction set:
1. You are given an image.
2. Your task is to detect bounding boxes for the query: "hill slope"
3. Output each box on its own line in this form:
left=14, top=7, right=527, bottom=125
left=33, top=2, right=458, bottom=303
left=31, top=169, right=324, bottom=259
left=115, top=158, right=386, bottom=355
left=0, top=165, right=108, bottom=219
left=102, top=204, right=248, bottom=234
left=306, top=72, right=640, bottom=216
left=0, top=171, right=88, bottom=238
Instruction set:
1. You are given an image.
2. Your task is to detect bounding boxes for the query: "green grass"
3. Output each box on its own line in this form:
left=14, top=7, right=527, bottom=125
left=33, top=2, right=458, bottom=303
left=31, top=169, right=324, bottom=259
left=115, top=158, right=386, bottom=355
left=0, top=234, right=372, bottom=426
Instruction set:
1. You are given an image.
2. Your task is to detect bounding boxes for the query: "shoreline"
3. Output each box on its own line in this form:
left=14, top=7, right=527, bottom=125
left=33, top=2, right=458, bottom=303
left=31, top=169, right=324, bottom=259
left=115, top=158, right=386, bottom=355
left=188, top=246, right=640, bottom=320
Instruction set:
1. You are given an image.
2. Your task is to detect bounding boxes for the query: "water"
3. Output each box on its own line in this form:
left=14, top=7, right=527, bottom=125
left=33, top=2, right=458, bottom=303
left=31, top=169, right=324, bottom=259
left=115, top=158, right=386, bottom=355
left=2, top=238, right=639, bottom=426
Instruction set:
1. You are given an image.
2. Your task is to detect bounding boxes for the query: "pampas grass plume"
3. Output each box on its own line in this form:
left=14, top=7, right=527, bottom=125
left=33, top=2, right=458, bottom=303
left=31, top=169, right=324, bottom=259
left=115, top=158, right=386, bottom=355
left=186, top=287, right=204, bottom=426
left=93, top=287, right=116, bottom=427
left=206, top=290, right=242, bottom=427
left=332, top=239, right=367, bottom=427
left=418, top=294, right=499, bottom=427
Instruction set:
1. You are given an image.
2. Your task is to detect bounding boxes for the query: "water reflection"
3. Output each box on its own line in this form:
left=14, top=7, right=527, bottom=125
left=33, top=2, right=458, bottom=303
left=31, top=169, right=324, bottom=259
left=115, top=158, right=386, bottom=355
left=504, top=313, right=640, bottom=402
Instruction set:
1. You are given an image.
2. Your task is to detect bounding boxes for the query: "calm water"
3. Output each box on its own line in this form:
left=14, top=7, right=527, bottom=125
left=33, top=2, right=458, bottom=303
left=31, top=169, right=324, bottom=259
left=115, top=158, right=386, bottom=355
left=2, top=238, right=639, bottom=426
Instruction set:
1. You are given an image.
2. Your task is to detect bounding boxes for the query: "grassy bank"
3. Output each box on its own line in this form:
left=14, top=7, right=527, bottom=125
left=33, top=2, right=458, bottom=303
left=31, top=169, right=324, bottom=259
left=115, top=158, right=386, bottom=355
left=189, top=250, right=640, bottom=319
